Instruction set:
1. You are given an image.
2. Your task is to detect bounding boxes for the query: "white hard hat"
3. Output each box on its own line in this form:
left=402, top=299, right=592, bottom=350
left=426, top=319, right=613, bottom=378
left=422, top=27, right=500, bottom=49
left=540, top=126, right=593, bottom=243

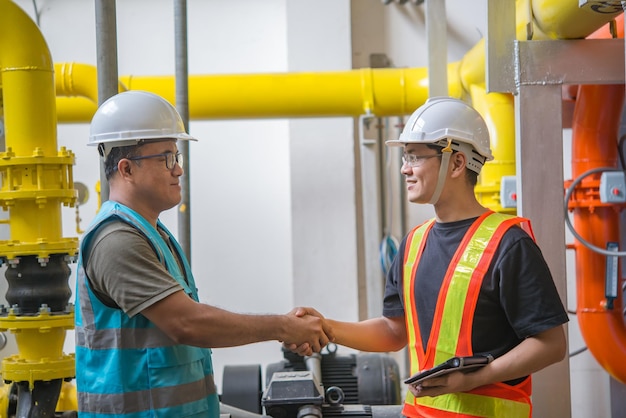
left=89, top=90, right=196, bottom=157
left=387, top=96, right=493, bottom=174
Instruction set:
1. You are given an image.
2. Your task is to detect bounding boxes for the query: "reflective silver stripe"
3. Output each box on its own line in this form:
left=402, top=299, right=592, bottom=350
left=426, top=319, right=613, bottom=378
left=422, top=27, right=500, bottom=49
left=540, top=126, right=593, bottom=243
left=75, top=326, right=176, bottom=349
left=77, top=267, right=96, bottom=328
left=77, top=265, right=176, bottom=349
left=78, top=374, right=217, bottom=414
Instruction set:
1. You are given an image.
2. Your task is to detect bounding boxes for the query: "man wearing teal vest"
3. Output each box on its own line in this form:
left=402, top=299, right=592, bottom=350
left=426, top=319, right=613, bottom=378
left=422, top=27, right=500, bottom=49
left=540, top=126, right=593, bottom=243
left=75, top=91, right=332, bottom=418
left=290, top=97, right=568, bottom=417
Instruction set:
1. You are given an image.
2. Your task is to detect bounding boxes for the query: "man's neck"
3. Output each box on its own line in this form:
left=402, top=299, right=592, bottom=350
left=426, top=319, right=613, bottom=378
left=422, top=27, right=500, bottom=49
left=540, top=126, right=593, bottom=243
left=433, top=195, right=488, bottom=223
left=108, top=195, right=159, bottom=228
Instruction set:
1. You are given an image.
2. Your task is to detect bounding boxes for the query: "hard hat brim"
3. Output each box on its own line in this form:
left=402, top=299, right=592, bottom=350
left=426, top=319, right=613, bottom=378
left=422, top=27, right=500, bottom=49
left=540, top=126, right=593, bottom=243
left=88, top=132, right=198, bottom=147
left=385, top=138, right=418, bottom=147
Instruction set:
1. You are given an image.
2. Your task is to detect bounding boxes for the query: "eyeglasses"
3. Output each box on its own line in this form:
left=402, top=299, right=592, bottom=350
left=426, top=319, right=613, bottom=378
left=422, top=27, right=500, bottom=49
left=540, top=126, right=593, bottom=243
left=401, top=152, right=442, bottom=167
left=127, top=152, right=183, bottom=170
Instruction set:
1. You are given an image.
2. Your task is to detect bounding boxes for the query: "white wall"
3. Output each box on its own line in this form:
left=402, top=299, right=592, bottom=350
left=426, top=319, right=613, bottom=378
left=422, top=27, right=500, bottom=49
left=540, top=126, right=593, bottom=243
left=5, top=1, right=621, bottom=417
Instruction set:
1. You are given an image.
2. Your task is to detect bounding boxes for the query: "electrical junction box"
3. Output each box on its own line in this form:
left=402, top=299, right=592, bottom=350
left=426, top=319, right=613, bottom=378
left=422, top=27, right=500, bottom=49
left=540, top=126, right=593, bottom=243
left=500, top=175, right=518, bottom=209
left=599, top=171, right=626, bottom=203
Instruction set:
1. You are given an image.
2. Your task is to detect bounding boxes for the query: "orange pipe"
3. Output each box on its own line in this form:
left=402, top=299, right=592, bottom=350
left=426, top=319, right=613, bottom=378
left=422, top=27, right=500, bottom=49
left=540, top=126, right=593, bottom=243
left=569, top=15, right=626, bottom=385
left=571, top=84, right=626, bottom=384
left=572, top=82, right=626, bottom=384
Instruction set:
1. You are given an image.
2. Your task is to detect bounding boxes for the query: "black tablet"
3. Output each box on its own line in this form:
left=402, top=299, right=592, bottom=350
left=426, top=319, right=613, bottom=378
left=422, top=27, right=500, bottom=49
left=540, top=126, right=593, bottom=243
left=404, top=354, right=494, bottom=385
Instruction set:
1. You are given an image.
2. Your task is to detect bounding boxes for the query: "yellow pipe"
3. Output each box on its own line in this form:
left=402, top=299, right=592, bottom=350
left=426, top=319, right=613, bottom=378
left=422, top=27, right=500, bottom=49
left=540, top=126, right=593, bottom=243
left=457, top=0, right=622, bottom=214
left=1, top=3, right=56, bottom=156
left=55, top=62, right=100, bottom=104
left=51, top=1, right=620, bottom=124
left=531, top=0, right=624, bottom=39
left=0, top=380, right=77, bottom=417
left=456, top=37, right=516, bottom=214
left=57, top=381, right=78, bottom=412
left=0, top=310, right=75, bottom=389
left=0, top=0, right=76, bottom=412
left=470, top=85, right=517, bottom=214
left=458, top=39, right=485, bottom=94
left=0, top=0, right=619, bottom=414
left=55, top=62, right=463, bottom=122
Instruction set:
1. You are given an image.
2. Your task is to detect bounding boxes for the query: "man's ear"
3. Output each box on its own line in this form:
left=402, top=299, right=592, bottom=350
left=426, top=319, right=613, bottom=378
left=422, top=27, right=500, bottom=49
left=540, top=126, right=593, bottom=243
left=450, top=152, right=466, bottom=177
left=117, top=159, right=133, bottom=178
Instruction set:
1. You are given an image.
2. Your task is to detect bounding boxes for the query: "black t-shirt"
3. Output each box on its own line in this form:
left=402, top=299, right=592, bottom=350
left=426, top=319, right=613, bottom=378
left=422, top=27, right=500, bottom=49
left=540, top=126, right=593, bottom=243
left=383, top=217, right=569, bottom=360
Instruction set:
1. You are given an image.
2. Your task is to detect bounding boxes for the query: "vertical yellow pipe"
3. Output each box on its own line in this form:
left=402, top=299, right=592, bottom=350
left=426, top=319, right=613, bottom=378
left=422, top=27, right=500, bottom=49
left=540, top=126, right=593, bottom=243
left=458, top=39, right=485, bottom=94
left=0, top=2, right=77, bottom=413
left=470, top=85, right=517, bottom=214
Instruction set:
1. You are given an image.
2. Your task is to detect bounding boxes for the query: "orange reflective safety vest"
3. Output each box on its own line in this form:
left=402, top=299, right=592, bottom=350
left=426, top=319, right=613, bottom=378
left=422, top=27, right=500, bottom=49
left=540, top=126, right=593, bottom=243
left=402, top=211, right=534, bottom=418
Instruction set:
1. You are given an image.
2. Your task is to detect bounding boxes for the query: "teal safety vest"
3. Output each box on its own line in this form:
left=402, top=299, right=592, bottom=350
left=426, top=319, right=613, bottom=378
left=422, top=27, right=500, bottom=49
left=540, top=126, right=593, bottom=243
left=75, top=201, right=219, bottom=418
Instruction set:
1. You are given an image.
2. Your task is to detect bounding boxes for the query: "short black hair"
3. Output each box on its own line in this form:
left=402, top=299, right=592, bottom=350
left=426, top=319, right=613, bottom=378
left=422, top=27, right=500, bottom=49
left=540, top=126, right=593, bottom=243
left=426, top=144, right=478, bottom=186
left=104, top=144, right=142, bottom=180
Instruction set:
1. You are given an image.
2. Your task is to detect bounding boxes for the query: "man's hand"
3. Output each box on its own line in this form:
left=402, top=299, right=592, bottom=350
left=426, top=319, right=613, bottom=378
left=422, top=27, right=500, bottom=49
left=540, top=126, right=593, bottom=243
left=408, top=370, right=479, bottom=398
left=282, top=307, right=334, bottom=356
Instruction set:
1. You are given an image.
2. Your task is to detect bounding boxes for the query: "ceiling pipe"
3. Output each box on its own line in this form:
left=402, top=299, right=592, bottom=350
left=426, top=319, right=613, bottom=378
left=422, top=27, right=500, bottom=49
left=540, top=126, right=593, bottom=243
left=53, top=63, right=463, bottom=122
left=51, top=0, right=622, bottom=123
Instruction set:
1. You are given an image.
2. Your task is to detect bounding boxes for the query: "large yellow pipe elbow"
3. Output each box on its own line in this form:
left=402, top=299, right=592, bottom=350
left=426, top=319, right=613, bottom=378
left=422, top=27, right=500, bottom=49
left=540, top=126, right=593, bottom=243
left=0, top=0, right=56, bottom=156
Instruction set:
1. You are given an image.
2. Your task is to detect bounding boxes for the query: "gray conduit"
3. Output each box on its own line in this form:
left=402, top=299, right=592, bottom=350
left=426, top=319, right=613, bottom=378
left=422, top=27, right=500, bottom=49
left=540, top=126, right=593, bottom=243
left=94, top=0, right=119, bottom=202
left=174, top=0, right=192, bottom=260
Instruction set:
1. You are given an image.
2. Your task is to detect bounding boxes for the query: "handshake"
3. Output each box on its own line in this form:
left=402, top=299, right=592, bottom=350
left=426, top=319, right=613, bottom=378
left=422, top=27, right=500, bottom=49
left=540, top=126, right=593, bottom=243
left=282, top=307, right=334, bottom=356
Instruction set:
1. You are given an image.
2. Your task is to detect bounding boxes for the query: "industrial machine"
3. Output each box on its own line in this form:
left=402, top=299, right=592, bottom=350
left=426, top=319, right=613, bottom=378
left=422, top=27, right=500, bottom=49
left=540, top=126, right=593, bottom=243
left=221, top=344, right=404, bottom=418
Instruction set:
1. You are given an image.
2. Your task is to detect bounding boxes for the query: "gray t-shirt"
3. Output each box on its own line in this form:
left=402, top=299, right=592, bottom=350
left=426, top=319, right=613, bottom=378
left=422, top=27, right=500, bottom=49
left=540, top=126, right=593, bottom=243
left=83, top=221, right=184, bottom=318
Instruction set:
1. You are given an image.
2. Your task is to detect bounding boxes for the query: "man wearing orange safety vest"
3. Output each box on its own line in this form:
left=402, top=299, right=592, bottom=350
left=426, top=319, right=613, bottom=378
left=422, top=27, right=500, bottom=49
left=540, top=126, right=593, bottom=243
left=290, top=97, right=569, bottom=417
